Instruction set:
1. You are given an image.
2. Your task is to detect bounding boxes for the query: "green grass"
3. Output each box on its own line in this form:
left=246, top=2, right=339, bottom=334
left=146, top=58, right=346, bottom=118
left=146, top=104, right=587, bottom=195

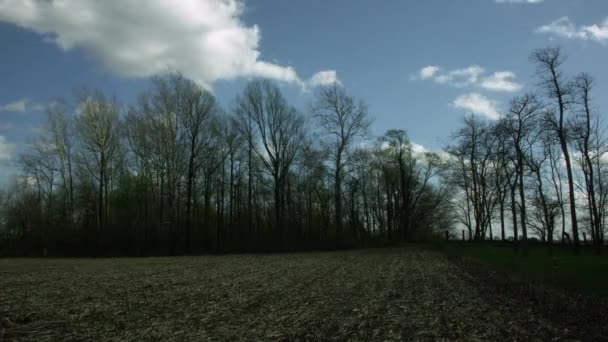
left=439, top=242, right=608, bottom=297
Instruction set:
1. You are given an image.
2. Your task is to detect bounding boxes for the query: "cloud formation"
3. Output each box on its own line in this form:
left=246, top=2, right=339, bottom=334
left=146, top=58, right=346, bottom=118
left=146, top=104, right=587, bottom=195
left=307, top=70, right=342, bottom=89
left=435, top=65, right=485, bottom=87
left=480, top=71, right=523, bottom=92
left=0, top=98, right=44, bottom=113
left=0, top=0, right=339, bottom=89
left=419, top=66, right=440, bottom=80
left=536, top=17, right=608, bottom=44
left=452, top=93, right=501, bottom=120
left=0, top=135, right=14, bottom=160
left=415, top=65, right=522, bottom=92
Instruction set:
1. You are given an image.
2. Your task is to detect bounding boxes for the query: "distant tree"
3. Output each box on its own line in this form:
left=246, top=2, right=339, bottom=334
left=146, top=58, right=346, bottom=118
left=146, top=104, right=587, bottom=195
left=502, top=94, right=541, bottom=244
left=531, top=47, right=580, bottom=250
left=571, top=73, right=602, bottom=248
left=240, top=81, right=308, bottom=246
left=446, top=115, right=496, bottom=240
left=47, top=102, right=76, bottom=229
left=74, top=91, right=122, bottom=250
left=176, top=75, right=218, bottom=253
left=312, top=84, right=370, bottom=242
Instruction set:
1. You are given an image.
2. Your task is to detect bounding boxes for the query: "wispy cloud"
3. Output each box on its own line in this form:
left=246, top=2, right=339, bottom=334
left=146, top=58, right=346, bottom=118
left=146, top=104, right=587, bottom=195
left=536, top=17, right=608, bottom=44
left=435, top=65, right=485, bottom=87
left=306, top=70, right=342, bottom=89
left=0, top=135, right=14, bottom=160
left=0, top=98, right=45, bottom=113
left=414, top=65, right=523, bottom=92
left=452, top=93, right=501, bottom=120
left=480, top=71, right=523, bottom=92
left=0, top=0, right=339, bottom=90
left=419, top=66, right=441, bottom=80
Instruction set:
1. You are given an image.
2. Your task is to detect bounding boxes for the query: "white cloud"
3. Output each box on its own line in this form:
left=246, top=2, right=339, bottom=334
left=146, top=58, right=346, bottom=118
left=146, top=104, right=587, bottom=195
left=495, top=0, right=543, bottom=3
left=435, top=65, right=485, bottom=87
left=536, top=17, right=608, bottom=44
left=410, top=142, right=452, bottom=161
left=480, top=71, right=523, bottom=92
left=411, top=142, right=429, bottom=155
left=306, top=70, right=341, bottom=88
left=1, top=100, right=26, bottom=112
left=416, top=65, right=522, bottom=92
left=452, top=93, right=501, bottom=120
left=584, top=19, right=608, bottom=42
left=0, top=0, right=337, bottom=89
left=0, top=135, right=14, bottom=160
left=0, top=98, right=45, bottom=113
left=419, top=66, right=440, bottom=80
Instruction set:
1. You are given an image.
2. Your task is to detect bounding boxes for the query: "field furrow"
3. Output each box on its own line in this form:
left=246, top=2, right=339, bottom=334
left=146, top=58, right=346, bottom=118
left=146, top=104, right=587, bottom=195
left=0, top=247, right=601, bottom=341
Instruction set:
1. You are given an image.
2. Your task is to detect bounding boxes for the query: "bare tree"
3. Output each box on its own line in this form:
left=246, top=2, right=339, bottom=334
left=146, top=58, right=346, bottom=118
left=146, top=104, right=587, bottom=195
left=571, top=73, right=601, bottom=248
left=47, top=102, right=76, bottom=229
left=502, top=94, right=541, bottom=244
left=239, top=80, right=308, bottom=245
left=75, top=91, right=122, bottom=247
left=531, top=47, right=580, bottom=250
left=447, top=115, right=497, bottom=240
left=176, top=75, right=218, bottom=253
left=378, top=129, right=411, bottom=239
left=492, top=122, right=514, bottom=241
left=525, top=132, right=557, bottom=243
left=312, top=84, right=370, bottom=241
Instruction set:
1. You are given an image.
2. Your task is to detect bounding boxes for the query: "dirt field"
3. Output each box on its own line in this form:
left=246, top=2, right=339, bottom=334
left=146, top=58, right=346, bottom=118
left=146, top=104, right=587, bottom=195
left=0, top=247, right=605, bottom=341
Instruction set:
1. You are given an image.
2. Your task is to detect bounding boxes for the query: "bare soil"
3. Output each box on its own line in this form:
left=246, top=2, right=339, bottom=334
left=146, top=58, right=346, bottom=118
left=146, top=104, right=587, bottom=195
left=0, top=247, right=605, bottom=341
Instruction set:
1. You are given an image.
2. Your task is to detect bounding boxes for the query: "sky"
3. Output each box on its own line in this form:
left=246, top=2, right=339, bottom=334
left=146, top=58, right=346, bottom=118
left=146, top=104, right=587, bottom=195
left=1, top=0, right=608, bottom=183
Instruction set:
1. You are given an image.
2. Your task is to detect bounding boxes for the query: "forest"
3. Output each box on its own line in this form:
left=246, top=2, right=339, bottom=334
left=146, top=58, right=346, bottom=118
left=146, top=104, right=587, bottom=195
left=0, top=47, right=606, bottom=256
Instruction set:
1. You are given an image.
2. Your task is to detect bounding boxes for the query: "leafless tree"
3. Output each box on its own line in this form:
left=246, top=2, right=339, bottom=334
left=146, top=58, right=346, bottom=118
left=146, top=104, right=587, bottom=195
left=312, top=84, right=371, bottom=241
left=571, top=73, right=602, bottom=248
left=75, top=91, right=122, bottom=246
left=446, top=115, right=496, bottom=240
left=502, top=94, right=541, bottom=244
left=531, top=47, right=580, bottom=250
left=175, top=75, right=218, bottom=253
left=47, top=101, right=76, bottom=229
left=240, top=80, right=308, bottom=245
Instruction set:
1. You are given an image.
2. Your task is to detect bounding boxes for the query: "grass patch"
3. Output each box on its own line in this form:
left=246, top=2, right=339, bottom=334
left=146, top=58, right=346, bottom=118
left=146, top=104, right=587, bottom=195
left=439, top=242, right=608, bottom=297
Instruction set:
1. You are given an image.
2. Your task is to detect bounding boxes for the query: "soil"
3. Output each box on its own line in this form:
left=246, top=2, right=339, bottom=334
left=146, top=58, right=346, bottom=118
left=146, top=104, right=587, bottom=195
left=0, top=247, right=606, bottom=341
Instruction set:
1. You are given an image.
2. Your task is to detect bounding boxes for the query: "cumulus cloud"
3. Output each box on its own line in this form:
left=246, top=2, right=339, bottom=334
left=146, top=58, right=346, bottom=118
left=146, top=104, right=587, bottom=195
left=435, top=65, right=485, bottom=87
left=410, top=142, right=452, bottom=162
left=415, top=65, right=522, bottom=92
left=0, top=100, right=26, bottom=112
left=419, top=66, right=440, bottom=80
left=0, top=98, right=44, bottom=113
left=0, top=135, right=14, bottom=160
left=480, top=71, right=523, bottom=92
left=410, top=142, right=429, bottom=155
left=306, top=70, right=341, bottom=88
left=536, top=17, right=608, bottom=44
left=452, top=93, right=501, bottom=120
left=0, top=0, right=338, bottom=89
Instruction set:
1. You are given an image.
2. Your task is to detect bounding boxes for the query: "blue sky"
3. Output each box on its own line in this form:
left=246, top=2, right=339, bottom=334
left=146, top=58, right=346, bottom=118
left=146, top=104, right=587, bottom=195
left=1, top=0, right=608, bottom=182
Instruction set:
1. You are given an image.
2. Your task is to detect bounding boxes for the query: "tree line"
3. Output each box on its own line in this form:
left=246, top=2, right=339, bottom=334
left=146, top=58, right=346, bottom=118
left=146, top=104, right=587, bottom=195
left=0, top=46, right=606, bottom=256
left=0, top=75, right=451, bottom=256
left=444, top=47, right=608, bottom=252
